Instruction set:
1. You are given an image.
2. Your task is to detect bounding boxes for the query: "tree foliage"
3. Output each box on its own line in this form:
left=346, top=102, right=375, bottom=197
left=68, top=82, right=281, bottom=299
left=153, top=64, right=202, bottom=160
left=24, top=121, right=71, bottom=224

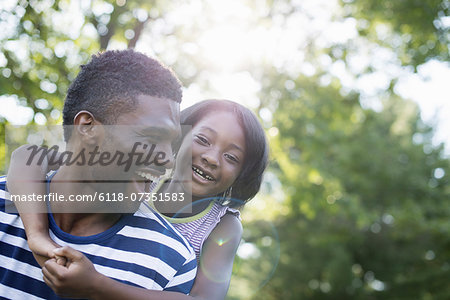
left=0, top=0, right=173, bottom=123
left=249, top=71, right=450, bottom=299
left=341, top=0, right=450, bottom=68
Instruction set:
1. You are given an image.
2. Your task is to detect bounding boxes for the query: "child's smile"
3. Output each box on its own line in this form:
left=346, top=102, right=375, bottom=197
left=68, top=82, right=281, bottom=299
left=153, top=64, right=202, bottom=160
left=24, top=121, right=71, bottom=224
left=192, top=165, right=215, bottom=182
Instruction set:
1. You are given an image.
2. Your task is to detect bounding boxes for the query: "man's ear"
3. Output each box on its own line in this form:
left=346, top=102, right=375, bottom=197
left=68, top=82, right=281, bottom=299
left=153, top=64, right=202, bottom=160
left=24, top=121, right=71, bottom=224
left=73, top=111, right=104, bottom=145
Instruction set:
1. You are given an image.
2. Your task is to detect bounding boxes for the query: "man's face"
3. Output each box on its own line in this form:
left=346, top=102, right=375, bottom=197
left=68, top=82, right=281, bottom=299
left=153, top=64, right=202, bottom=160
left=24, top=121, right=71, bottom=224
left=97, top=94, right=180, bottom=195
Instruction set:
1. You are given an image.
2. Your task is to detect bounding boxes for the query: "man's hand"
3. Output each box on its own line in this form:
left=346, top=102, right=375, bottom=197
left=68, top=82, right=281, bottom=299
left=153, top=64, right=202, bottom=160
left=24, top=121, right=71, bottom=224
left=42, top=246, right=100, bottom=298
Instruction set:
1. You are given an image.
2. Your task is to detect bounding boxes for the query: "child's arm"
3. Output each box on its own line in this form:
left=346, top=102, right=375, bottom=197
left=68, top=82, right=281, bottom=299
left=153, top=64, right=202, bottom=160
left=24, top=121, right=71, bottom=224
left=189, top=214, right=243, bottom=299
left=7, top=145, right=60, bottom=267
left=42, top=215, right=242, bottom=300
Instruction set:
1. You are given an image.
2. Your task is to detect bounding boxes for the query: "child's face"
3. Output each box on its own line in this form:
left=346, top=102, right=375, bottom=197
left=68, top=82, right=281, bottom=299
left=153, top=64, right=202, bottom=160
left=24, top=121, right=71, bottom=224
left=175, top=111, right=246, bottom=198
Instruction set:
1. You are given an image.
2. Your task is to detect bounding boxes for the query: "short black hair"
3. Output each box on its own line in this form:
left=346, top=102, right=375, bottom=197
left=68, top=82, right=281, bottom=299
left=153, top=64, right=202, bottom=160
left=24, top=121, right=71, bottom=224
left=179, top=99, right=269, bottom=207
left=63, top=49, right=182, bottom=141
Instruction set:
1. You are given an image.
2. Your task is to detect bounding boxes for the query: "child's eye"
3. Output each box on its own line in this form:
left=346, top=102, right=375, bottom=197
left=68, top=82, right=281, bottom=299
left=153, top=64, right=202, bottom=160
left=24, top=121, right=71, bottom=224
left=195, top=135, right=209, bottom=145
left=225, top=153, right=239, bottom=163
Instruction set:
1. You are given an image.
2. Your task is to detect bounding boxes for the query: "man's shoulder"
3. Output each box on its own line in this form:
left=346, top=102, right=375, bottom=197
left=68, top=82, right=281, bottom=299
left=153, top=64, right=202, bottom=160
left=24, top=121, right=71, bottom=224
left=0, top=176, right=14, bottom=213
left=0, top=175, right=7, bottom=193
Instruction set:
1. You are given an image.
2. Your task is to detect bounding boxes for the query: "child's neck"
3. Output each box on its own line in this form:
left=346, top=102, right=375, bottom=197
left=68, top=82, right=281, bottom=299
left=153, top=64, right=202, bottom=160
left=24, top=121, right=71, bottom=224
left=154, top=181, right=213, bottom=218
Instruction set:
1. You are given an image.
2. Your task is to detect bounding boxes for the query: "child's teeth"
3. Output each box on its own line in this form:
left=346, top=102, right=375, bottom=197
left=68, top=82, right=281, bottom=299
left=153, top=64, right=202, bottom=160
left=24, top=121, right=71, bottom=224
left=193, top=167, right=212, bottom=181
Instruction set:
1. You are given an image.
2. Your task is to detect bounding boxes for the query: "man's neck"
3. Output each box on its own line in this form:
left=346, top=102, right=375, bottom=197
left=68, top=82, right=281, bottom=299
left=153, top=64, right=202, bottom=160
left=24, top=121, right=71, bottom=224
left=52, top=212, right=122, bottom=236
left=48, top=165, right=123, bottom=236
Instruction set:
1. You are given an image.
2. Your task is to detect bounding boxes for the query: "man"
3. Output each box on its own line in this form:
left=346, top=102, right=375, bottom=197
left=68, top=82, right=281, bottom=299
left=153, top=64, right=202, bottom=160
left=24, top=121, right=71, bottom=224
left=0, top=50, right=196, bottom=299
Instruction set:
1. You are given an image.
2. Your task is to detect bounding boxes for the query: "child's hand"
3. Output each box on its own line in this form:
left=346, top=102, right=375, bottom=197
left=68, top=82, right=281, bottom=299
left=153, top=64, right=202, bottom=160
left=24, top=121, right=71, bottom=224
left=27, top=232, right=62, bottom=267
left=42, top=246, right=100, bottom=299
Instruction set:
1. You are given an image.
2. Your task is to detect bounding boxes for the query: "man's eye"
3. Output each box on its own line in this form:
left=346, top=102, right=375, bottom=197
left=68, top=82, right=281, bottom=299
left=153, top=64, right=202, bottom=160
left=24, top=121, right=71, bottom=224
left=139, top=134, right=158, bottom=143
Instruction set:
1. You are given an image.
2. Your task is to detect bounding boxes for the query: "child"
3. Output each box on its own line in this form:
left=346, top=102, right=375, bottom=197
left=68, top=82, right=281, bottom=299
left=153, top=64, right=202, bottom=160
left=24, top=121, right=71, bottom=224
left=8, top=99, right=269, bottom=299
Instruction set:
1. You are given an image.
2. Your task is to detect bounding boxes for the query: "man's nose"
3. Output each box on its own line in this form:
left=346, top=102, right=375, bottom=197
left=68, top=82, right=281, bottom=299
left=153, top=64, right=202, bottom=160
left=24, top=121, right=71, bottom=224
left=155, top=142, right=175, bottom=170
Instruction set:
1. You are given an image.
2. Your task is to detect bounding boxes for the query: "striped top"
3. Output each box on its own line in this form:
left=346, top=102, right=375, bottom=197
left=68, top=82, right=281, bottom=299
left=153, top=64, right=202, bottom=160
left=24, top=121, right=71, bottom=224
left=144, top=200, right=241, bottom=260
left=0, top=175, right=197, bottom=300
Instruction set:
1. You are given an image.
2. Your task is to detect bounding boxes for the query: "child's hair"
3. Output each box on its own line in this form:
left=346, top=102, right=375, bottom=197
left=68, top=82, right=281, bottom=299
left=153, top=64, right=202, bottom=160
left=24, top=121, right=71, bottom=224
left=62, top=49, right=182, bottom=141
left=179, top=99, right=269, bottom=207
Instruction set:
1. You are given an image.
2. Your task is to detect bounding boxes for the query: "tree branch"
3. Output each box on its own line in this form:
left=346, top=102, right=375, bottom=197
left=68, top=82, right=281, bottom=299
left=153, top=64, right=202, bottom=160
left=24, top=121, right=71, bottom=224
left=127, top=17, right=149, bottom=49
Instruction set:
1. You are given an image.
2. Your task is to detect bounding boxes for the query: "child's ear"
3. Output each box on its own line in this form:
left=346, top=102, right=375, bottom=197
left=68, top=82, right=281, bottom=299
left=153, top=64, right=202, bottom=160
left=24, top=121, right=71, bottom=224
left=73, top=111, right=105, bottom=145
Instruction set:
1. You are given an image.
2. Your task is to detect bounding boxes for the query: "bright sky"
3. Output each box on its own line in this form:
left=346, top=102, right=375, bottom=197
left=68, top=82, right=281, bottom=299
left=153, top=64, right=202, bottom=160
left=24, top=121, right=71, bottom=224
left=1, top=0, right=449, bottom=154
left=395, top=60, right=450, bottom=149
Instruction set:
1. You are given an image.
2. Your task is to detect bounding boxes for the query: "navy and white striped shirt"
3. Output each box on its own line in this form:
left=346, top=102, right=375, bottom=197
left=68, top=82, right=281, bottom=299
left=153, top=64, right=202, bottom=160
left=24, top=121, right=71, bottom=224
left=0, top=176, right=197, bottom=299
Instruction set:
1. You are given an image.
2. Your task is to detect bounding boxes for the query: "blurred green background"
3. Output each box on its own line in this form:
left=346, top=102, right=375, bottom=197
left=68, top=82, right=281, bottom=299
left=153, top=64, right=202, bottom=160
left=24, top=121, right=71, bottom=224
left=0, top=0, right=449, bottom=299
